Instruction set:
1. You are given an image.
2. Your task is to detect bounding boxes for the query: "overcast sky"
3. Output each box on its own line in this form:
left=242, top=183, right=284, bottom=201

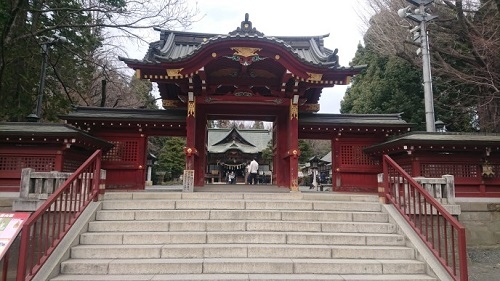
left=130, top=0, right=366, bottom=113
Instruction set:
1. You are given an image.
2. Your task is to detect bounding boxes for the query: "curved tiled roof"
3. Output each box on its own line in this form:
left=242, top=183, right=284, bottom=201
left=0, top=122, right=114, bottom=151
left=207, top=127, right=271, bottom=154
left=364, top=132, right=500, bottom=155
left=298, top=113, right=412, bottom=126
left=152, top=32, right=337, bottom=67
left=60, top=106, right=186, bottom=122
left=120, top=15, right=349, bottom=69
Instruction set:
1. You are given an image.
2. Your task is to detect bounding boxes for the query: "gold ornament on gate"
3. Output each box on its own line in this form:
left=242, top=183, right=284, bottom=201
left=187, top=100, right=195, bottom=117
left=306, top=72, right=323, bottom=82
left=231, top=47, right=261, bottom=57
left=166, top=68, right=184, bottom=77
left=290, top=102, right=298, bottom=119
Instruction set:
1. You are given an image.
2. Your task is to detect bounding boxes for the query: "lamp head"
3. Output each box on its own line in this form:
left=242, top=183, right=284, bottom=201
left=398, top=6, right=412, bottom=18
left=409, top=25, right=421, bottom=33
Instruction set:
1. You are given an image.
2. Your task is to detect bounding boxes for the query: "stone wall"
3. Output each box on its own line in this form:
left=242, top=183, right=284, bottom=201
left=458, top=200, right=500, bottom=247
left=0, top=197, right=14, bottom=212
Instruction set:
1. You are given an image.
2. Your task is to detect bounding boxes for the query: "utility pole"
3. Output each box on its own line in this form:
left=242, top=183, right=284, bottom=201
left=398, top=0, right=437, bottom=132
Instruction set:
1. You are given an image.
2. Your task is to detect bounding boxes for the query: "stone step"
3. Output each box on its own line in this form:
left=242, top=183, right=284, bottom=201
left=101, top=199, right=382, bottom=212
left=87, top=220, right=396, bottom=233
left=79, top=232, right=406, bottom=246
left=51, top=273, right=437, bottom=281
left=70, top=244, right=416, bottom=259
left=95, top=209, right=389, bottom=222
left=59, top=258, right=427, bottom=275
left=47, top=192, right=438, bottom=281
left=102, top=192, right=380, bottom=203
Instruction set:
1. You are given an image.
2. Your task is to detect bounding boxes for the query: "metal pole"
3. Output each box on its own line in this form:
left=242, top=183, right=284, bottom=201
left=419, top=4, right=436, bottom=132
left=35, top=43, right=49, bottom=120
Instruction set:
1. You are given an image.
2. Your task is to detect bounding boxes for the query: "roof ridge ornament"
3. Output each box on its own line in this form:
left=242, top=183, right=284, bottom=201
left=229, top=13, right=264, bottom=36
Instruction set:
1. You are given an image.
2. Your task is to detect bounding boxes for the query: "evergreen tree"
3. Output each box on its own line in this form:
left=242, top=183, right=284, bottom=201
left=260, top=140, right=273, bottom=164
left=0, top=0, right=197, bottom=121
left=157, top=137, right=186, bottom=181
left=261, top=139, right=312, bottom=165
left=128, top=75, right=156, bottom=109
left=298, top=140, right=313, bottom=164
left=341, top=44, right=426, bottom=131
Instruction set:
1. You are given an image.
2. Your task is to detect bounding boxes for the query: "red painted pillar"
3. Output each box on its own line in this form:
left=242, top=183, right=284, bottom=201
left=272, top=122, right=278, bottom=186
left=194, top=106, right=207, bottom=187
left=411, top=154, right=421, bottom=177
left=275, top=109, right=288, bottom=187
left=184, top=97, right=198, bottom=172
left=137, top=133, right=147, bottom=189
left=287, top=100, right=300, bottom=191
left=332, top=135, right=341, bottom=190
left=55, top=149, right=64, bottom=171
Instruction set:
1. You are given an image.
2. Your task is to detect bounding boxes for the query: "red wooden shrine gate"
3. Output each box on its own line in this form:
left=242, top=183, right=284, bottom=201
left=66, top=15, right=411, bottom=191
left=116, top=15, right=381, bottom=190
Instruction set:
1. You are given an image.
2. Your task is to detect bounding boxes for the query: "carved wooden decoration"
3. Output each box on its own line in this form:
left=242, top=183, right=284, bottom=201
left=307, top=72, right=323, bottom=82
left=166, top=68, right=184, bottom=77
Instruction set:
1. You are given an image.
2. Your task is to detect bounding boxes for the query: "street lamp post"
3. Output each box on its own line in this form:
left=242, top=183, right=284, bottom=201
left=398, top=0, right=437, bottom=132
left=309, top=156, right=320, bottom=191
left=27, top=35, right=67, bottom=122
left=35, top=43, right=49, bottom=120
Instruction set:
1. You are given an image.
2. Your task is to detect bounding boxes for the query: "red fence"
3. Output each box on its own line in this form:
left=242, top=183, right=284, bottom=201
left=15, top=150, right=103, bottom=281
left=382, top=155, right=468, bottom=281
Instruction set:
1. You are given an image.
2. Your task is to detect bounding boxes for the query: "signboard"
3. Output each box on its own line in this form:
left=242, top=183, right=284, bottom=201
left=0, top=212, right=31, bottom=260
left=183, top=170, right=194, bottom=192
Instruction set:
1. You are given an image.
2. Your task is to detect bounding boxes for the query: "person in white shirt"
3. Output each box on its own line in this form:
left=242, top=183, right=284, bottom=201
left=228, top=171, right=235, bottom=184
left=248, top=158, right=259, bottom=185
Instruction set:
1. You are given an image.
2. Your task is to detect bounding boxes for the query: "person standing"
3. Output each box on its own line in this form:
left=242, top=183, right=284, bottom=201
left=228, top=171, right=235, bottom=184
left=249, top=158, right=259, bottom=185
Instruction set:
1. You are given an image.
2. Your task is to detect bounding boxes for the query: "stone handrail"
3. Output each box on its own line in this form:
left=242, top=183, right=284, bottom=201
left=13, top=169, right=73, bottom=211
left=413, top=175, right=455, bottom=204
left=377, top=174, right=459, bottom=215
left=13, top=168, right=106, bottom=211
left=20, top=168, right=72, bottom=199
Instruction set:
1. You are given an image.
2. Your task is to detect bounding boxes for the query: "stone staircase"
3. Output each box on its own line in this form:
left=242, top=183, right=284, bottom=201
left=49, top=191, right=439, bottom=281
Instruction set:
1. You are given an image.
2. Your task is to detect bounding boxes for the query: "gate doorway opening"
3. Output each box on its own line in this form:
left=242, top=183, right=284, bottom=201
left=147, top=136, right=186, bottom=186
left=205, top=120, right=273, bottom=185
left=297, top=139, right=332, bottom=190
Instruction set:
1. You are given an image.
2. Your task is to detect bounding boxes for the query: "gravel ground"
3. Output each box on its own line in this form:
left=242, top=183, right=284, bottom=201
left=467, top=248, right=500, bottom=281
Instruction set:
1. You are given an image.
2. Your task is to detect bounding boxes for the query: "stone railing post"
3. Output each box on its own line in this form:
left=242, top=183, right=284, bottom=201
left=442, top=174, right=455, bottom=204
left=377, top=173, right=386, bottom=204
left=98, top=169, right=106, bottom=201
left=14, top=168, right=72, bottom=211
left=20, top=168, right=33, bottom=199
